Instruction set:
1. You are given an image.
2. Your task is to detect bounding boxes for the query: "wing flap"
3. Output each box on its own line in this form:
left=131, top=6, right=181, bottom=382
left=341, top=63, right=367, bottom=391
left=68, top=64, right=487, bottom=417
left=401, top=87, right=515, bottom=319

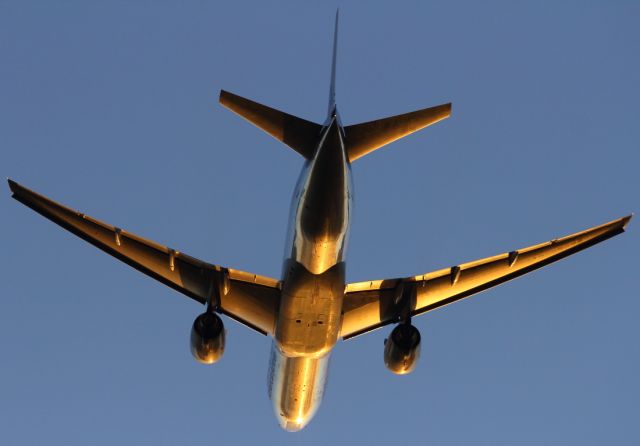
left=342, top=215, right=631, bottom=339
left=9, top=179, right=280, bottom=335
left=219, top=279, right=280, bottom=335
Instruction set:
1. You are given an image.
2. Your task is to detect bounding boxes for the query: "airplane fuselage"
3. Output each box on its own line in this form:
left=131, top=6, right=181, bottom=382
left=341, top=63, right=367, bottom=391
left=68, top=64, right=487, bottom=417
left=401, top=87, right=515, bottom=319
left=268, top=113, right=352, bottom=431
left=8, top=9, right=631, bottom=436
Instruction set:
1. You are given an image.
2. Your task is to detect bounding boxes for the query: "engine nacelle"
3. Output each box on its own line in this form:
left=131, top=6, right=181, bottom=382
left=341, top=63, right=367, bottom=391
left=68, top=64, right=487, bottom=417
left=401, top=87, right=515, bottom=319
left=190, top=312, right=225, bottom=364
left=383, top=323, right=421, bottom=375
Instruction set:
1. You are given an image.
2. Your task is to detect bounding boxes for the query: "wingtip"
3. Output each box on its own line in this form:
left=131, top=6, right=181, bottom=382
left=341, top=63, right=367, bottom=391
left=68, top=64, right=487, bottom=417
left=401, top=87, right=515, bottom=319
left=7, top=178, right=18, bottom=194
left=218, top=89, right=236, bottom=109
left=434, top=102, right=453, bottom=119
left=622, top=213, right=634, bottom=230
left=218, top=89, right=227, bottom=104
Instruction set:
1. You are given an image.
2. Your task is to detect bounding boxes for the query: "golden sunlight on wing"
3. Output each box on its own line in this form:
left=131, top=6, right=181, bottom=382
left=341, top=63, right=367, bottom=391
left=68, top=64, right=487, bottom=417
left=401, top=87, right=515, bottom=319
left=9, top=179, right=280, bottom=335
left=341, top=215, right=632, bottom=339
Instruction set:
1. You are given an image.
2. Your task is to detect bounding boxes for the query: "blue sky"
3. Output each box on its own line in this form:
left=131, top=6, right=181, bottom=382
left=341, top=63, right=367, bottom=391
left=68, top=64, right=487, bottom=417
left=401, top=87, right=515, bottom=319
left=1, top=1, right=639, bottom=444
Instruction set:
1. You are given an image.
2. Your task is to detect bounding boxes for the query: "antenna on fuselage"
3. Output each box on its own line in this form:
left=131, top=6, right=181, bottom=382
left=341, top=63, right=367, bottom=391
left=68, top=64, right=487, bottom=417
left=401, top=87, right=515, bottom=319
left=327, top=9, right=339, bottom=118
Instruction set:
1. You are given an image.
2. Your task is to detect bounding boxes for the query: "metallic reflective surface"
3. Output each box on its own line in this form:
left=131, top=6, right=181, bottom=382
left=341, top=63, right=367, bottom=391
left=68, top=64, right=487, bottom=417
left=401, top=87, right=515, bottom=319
left=269, top=114, right=350, bottom=428
left=7, top=10, right=632, bottom=433
left=287, top=117, right=351, bottom=276
left=384, top=324, right=421, bottom=375
left=341, top=214, right=633, bottom=340
left=268, top=344, right=330, bottom=431
left=190, top=312, right=225, bottom=364
left=344, top=102, right=451, bottom=162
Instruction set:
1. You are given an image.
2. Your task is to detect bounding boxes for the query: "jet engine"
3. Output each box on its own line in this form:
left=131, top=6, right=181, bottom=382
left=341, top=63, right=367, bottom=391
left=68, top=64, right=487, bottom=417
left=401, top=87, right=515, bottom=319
left=383, top=323, right=421, bottom=375
left=190, top=312, right=225, bottom=364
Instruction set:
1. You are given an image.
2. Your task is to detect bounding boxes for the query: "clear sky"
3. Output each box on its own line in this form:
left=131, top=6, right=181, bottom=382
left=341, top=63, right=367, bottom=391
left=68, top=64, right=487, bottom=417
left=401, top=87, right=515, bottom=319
left=1, top=1, right=639, bottom=445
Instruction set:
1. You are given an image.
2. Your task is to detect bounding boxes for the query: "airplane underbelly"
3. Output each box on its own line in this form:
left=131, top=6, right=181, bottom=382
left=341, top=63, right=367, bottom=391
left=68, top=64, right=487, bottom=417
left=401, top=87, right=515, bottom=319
left=267, top=343, right=330, bottom=432
left=296, top=233, right=346, bottom=275
left=275, top=261, right=345, bottom=356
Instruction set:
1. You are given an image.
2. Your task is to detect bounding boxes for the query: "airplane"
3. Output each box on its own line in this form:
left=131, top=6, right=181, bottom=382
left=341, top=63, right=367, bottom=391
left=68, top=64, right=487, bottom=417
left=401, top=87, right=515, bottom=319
left=8, top=11, right=632, bottom=432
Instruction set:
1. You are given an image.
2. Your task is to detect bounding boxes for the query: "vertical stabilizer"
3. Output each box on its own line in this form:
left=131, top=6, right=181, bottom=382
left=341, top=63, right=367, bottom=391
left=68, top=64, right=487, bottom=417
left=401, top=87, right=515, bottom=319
left=327, top=9, right=339, bottom=117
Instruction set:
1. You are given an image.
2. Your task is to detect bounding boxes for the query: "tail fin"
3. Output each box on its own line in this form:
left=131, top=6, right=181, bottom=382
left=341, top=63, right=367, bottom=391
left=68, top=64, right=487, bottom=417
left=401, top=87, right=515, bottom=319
left=344, top=102, right=452, bottom=162
left=327, top=9, right=339, bottom=117
left=219, top=90, right=322, bottom=159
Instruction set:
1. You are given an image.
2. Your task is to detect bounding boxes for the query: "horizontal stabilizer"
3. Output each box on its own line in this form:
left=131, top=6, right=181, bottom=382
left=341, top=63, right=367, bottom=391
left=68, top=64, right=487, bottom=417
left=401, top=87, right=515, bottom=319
left=219, top=90, right=322, bottom=159
left=344, top=102, right=452, bottom=162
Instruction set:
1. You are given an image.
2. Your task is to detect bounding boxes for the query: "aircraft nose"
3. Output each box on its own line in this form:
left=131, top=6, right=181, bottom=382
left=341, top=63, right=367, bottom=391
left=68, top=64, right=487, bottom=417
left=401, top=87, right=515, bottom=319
left=275, top=410, right=313, bottom=432
left=283, top=419, right=305, bottom=432
left=274, top=408, right=319, bottom=431
left=275, top=410, right=312, bottom=432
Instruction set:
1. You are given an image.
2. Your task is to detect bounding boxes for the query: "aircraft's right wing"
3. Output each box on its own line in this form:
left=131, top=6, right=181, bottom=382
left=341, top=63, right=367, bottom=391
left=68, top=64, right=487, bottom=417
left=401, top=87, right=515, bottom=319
left=9, top=180, right=280, bottom=336
left=341, top=215, right=632, bottom=340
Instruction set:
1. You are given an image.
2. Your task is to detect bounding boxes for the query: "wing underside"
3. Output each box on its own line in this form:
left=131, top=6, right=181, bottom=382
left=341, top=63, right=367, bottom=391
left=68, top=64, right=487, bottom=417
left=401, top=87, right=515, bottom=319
left=341, top=215, right=632, bottom=339
left=9, top=180, right=280, bottom=335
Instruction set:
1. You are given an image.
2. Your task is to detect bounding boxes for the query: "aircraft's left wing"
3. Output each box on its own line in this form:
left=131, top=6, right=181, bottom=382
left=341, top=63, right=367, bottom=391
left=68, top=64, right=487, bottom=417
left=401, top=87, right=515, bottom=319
left=8, top=180, right=280, bottom=335
left=341, top=215, right=631, bottom=340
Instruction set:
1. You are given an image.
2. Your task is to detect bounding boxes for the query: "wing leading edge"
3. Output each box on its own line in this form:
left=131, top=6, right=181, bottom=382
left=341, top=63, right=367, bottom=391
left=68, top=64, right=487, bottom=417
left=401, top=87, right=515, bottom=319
left=8, top=180, right=280, bottom=335
left=341, top=215, right=632, bottom=339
